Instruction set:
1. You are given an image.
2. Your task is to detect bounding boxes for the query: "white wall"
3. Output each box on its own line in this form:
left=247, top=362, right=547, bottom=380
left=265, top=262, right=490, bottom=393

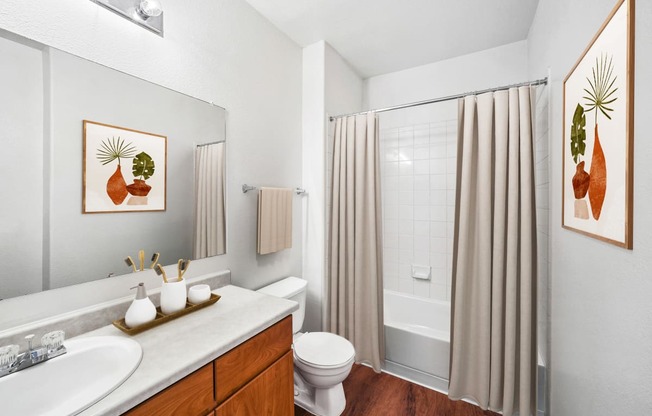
left=302, top=41, right=363, bottom=331
left=0, top=0, right=303, bottom=291
left=528, top=1, right=652, bottom=415
left=364, top=40, right=529, bottom=110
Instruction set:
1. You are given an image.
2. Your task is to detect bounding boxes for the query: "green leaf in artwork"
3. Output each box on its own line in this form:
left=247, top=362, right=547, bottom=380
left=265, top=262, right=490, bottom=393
left=96, top=136, right=137, bottom=166
left=583, top=53, right=618, bottom=122
left=132, top=152, right=155, bottom=180
left=570, top=103, right=586, bottom=164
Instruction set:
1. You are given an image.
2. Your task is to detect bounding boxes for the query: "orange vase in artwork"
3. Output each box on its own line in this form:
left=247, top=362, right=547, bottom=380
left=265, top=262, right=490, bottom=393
left=106, top=164, right=128, bottom=205
left=588, top=124, right=607, bottom=220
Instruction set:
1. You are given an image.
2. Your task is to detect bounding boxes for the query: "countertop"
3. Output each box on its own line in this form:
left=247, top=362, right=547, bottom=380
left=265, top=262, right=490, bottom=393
left=78, top=285, right=298, bottom=416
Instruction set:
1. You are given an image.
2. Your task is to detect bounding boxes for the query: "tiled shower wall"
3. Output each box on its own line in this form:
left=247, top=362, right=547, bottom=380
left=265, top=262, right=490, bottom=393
left=379, top=110, right=457, bottom=302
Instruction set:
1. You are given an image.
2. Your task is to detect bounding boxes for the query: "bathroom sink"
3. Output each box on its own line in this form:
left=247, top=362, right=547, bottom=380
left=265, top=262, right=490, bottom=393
left=0, top=335, right=142, bottom=416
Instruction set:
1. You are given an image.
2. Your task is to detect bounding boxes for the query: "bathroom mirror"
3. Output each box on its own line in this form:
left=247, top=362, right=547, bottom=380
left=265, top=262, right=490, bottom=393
left=0, top=29, right=226, bottom=300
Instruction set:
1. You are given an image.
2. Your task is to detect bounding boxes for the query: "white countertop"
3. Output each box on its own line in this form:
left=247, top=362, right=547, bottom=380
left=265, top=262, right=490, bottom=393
left=77, top=285, right=298, bottom=416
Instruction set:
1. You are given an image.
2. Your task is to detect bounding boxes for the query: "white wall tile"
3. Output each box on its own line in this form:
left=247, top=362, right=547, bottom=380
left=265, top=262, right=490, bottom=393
left=430, top=205, right=446, bottom=221
left=414, top=205, right=429, bottom=221
left=430, top=159, right=447, bottom=174
left=430, top=283, right=447, bottom=301
left=413, top=160, right=429, bottom=175
left=399, top=250, right=414, bottom=263
left=430, top=190, right=447, bottom=205
left=414, top=144, right=430, bottom=160
left=414, top=220, right=430, bottom=236
left=413, top=175, right=429, bottom=190
left=398, top=147, right=414, bottom=161
left=398, top=278, right=414, bottom=294
left=385, top=161, right=399, bottom=176
left=414, top=280, right=431, bottom=297
left=430, top=237, right=447, bottom=254
left=430, top=221, right=447, bottom=238
left=399, top=160, right=413, bottom=176
left=430, top=143, right=447, bottom=159
left=430, top=174, right=447, bottom=190
left=414, top=250, right=429, bottom=264
left=383, top=233, right=399, bottom=249
left=399, top=191, right=414, bottom=205
left=398, top=220, right=413, bottom=235
left=413, top=190, right=429, bottom=206
left=399, top=205, right=414, bottom=220
left=399, top=175, right=414, bottom=189
left=399, top=234, right=414, bottom=251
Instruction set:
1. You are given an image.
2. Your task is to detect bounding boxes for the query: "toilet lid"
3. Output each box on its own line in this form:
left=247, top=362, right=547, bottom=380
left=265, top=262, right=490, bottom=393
left=293, top=332, right=355, bottom=368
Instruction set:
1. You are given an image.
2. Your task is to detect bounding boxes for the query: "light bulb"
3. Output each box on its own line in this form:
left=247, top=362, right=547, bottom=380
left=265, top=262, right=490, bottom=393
left=136, top=0, right=163, bottom=20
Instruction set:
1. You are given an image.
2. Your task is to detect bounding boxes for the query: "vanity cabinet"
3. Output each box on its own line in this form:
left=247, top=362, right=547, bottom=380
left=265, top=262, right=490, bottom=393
left=123, top=315, right=292, bottom=416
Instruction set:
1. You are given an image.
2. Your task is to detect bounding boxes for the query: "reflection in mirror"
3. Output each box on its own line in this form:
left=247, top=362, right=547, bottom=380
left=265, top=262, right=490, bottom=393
left=194, top=141, right=226, bottom=258
left=0, top=29, right=226, bottom=301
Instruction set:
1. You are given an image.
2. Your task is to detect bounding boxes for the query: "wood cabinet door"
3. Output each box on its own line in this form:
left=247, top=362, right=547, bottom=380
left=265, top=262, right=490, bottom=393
left=215, top=351, right=294, bottom=416
left=123, top=363, right=215, bottom=416
left=215, top=316, right=292, bottom=404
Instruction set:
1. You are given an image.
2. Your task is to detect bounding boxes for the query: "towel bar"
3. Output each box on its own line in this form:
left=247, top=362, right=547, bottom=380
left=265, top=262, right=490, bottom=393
left=241, top=184, right=308, bottom=196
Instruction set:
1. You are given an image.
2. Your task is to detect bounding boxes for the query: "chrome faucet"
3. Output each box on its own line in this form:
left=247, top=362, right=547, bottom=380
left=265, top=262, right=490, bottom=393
left=0, top=331, right=67, bottom=378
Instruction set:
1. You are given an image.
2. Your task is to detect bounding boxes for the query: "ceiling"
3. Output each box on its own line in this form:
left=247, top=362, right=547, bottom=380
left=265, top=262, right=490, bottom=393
left=244, top=0, right=540, bottom=78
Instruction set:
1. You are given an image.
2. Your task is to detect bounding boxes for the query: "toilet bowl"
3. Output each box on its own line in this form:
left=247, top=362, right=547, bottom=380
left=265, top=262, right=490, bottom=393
left=257, top=277, right=356, bottom=416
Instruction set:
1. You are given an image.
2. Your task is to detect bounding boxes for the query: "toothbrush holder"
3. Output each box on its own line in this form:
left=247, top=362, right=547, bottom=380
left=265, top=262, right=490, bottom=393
left=160, top=279, right=187, bottom=315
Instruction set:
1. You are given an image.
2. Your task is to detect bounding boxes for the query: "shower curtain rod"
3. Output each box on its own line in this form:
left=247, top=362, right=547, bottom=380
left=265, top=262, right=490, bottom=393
left=328, top=77, right=548, bottom=121
left=196, top=140, right=225, bottom=147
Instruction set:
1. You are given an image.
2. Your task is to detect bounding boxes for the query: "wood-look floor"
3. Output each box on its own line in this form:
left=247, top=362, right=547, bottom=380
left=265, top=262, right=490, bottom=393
left=294, top=364, right=499, bottom=416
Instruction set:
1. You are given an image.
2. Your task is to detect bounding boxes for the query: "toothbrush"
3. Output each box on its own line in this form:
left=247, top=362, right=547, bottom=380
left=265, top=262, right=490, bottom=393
left=150, top=252, right=160, bottom=269
left=154, top=264, right=168, bottom=283
left=124, top=256, right=137, bottom=273
left=138, top=250, right=145, bottom=271
left=179, top=259, right=191, bottom=281
left=177, top=259, right=183, bottom=281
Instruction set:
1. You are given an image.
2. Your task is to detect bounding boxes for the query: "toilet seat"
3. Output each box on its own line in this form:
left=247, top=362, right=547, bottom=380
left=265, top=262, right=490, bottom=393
left=293, top=332, right=355, bottom=368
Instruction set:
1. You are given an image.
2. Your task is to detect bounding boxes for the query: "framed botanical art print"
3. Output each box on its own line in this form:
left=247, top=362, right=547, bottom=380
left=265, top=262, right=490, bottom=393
left=83, top=120, right=167, bottom=213
left=562, top=0, right=634, bottom=248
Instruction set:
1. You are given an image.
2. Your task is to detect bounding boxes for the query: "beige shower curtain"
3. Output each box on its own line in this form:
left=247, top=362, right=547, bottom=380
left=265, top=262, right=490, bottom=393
left=449, top=87, right=537, bottom=416
left=328, top=113, right=384, bottom=371
left=193, top=142, right=226, bottom=259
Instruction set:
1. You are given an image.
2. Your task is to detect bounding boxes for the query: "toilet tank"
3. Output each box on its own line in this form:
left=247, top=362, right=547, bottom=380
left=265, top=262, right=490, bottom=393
left=257, top=276, right=307, bottom=334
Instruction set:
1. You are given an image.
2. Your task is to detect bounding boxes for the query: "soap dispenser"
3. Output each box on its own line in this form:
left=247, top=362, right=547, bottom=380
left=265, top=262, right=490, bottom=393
left=125, top=283, right=157, bottom=328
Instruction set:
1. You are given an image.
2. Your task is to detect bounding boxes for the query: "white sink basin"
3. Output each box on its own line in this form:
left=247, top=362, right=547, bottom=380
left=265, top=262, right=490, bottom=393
left=0, top=335, right=142, bottom=416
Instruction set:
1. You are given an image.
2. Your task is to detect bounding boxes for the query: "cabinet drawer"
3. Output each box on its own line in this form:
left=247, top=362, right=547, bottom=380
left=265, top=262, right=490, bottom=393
left=215, top=315, right=292, bottom=404
left=123, top=363, right=215, bottom=416
left=215, top=351, right=294, bottom=416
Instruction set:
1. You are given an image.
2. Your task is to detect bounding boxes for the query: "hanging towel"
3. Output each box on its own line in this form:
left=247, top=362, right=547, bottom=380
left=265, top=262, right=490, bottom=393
left=257, top=187, right=293, bottom=254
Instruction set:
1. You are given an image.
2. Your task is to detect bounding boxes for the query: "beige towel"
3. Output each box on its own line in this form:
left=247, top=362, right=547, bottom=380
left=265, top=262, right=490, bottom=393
left=257, top=187, right=293, bottom=254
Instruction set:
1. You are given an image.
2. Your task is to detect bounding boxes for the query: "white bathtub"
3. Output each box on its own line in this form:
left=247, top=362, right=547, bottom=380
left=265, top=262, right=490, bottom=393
left=383, top=290, right=451, bottom=392
left=383, top=289, right=546, bottom=414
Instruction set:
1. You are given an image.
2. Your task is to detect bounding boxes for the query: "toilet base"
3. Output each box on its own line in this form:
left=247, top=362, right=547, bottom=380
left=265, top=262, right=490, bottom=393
left=294, top=370, right=346, bottom=416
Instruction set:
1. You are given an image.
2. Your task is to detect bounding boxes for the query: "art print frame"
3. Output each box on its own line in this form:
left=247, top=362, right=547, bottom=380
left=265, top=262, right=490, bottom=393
left=562, top=0, right=634, bottom=249
left=83, top=120, right=167, bottom=213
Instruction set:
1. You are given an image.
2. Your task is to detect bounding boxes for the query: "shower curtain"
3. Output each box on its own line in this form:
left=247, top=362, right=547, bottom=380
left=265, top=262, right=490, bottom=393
left=449, top=87, right=537, bottom=416
left=328, top=113, right=385, bottom=372
left=193, top=142, right=226, bottom=259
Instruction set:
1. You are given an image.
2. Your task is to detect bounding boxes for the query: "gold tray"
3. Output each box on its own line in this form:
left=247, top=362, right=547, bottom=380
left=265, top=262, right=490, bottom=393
left=113, top=293, right=221, bottom=335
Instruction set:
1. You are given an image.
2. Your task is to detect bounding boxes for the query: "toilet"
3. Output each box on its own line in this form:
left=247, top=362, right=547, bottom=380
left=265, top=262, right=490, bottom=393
left=257, top=276, right=355, bottom=416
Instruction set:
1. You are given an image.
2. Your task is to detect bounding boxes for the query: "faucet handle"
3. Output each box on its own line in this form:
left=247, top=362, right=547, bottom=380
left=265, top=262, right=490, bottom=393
left=41, top=331, right=65, bottom=353
left=0, top=345, right=19, bottom=368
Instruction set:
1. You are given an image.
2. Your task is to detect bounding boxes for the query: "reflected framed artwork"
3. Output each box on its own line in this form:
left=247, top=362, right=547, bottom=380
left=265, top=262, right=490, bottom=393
left=83, top=120, right=167, bottom=213
left=562, top=0, right=634, bottom=248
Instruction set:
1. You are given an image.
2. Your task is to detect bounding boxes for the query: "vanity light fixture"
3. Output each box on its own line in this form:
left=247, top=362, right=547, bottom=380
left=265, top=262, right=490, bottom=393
left=89, top=0, right=164, bottom=36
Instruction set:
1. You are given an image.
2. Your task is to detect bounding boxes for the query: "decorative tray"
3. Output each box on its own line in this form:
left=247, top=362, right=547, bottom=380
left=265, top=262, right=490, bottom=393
left=113, top=293, right=221, bottom=335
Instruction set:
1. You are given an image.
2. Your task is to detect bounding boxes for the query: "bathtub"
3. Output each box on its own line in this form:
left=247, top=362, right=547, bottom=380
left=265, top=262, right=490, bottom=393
left=383, top=289, right=546, bottom=414
left=383, top=290, right=451, bottom=392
